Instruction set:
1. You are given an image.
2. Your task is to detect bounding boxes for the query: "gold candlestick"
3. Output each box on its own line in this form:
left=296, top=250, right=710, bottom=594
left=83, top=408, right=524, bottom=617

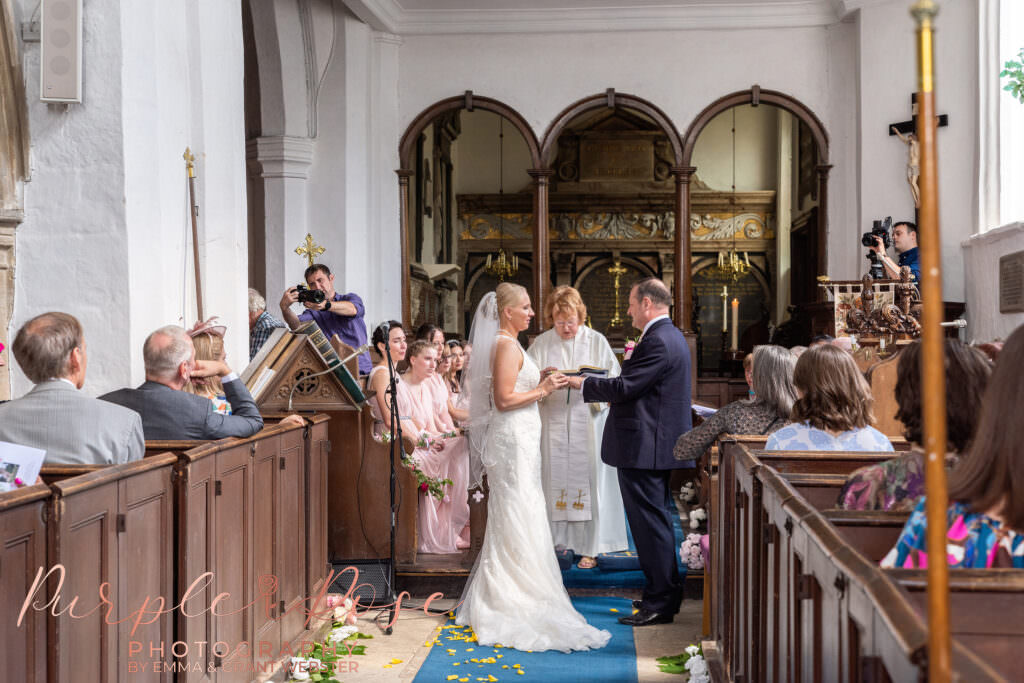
left=608, top=260, right=628, bottom=327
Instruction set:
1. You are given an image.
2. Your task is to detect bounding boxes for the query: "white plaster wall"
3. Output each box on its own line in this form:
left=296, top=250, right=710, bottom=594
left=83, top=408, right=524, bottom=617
left=962, top=221, right=1024, bottom=341
left=395, top=23, right=860, bottom=287
left=11, top=0, right=131, bottom=397
left=691, top=105, right=779, bottom=192
left=304, top=11, right=402, bottom=331
left=120, top=0, right=249, bottom=380
left=857, top=0, right=977, bottom=302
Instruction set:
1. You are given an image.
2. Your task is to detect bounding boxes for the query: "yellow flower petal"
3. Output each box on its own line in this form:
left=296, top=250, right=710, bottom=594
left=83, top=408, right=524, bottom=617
left=382, top=664, right=392, bottom=669
left=609, top=608, right=619, bottom=613
left=517, top=671, right=524, bottom=676
left=390, top=658, right=403, bottom=664
left=501, top=664, right=509, bottom=669
left=513, top=664, right=521, bottom=669
left=447, top=676, right=458, bottom=681
left=466, top=648, right=474, bottom=652
left=488, top=676, right=498, bottom=682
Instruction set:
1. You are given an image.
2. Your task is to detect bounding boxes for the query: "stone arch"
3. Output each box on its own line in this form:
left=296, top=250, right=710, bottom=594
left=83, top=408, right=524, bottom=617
left=397, top=95, right=543, bottom=327
left=540, top=91, right=691, bottom=328
left=680, top=87, right=829, bottom=166
left=680, top=87, right=832, bottom=320
left=399, top=94, right=541, bottom=170
left=539, top=90, right=683, bottom=168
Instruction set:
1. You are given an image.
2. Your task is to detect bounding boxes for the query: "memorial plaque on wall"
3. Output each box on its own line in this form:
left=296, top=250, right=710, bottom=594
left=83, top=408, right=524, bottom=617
left=1000, top=250, right=1024, bottom=313
left=579, top=135, right=654, bottom=182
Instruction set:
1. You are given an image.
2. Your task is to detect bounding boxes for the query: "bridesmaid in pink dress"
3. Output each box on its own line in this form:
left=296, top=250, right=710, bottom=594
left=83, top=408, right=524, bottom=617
left=402, top=340, right=471, bottom=553
left=365, top=321, right=412, bottom=443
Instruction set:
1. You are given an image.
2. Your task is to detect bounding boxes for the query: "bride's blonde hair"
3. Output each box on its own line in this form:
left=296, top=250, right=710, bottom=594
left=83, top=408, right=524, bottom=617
left=496, top=282, right=528, bottom=321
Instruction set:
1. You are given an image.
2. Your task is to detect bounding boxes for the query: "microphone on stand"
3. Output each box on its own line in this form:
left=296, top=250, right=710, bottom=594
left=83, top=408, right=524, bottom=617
left=339, top=342, right=372, bottom=365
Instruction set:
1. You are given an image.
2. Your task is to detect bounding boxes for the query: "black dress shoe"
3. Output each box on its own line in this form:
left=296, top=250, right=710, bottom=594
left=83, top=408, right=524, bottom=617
left=618, top=607, right=673, bottom=626
left=633, top=592, right=683, bottom=612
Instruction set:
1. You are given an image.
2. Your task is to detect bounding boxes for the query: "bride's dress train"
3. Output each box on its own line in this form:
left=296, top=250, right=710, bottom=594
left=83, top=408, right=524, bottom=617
left=456, top=340, right=611, bottom=653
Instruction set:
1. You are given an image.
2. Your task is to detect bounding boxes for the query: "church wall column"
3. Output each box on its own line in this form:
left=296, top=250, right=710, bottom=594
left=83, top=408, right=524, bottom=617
left=248, top=136, right=314, bottom=314
left=671, top=166, right=697, bottom=331
left=775, top=116, right=793, bottom=323
left=816, top=164, right=832, bottom=295
left=397, top=170, right=414, bottom=326
left=528, top=168, right=553, bottom=333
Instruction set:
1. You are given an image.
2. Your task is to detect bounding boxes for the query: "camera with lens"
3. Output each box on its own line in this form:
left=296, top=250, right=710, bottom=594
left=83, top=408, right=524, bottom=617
left=861, top=217, right=892, bottom=249
left=863, top=217, right=892, bottom=279
left=295, top=284, right=326, bottom=304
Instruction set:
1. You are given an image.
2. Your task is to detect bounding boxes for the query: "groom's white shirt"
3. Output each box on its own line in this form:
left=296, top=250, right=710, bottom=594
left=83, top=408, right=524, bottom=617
left=578, top=313, right=670, bottom=390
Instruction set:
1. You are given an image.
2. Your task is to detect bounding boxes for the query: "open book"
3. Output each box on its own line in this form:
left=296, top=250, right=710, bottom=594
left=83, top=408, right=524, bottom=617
left=558, top=365, right=609, bottom=378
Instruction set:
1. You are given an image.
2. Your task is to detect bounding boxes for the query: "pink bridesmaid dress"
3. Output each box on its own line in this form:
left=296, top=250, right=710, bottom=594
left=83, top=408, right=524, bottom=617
left=398, top=375, right=471, bottom=554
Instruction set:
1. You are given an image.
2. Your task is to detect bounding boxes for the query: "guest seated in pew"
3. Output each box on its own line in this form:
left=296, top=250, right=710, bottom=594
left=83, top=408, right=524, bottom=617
left=101, top=325, right=264, bottom=440
left=837, top=339, right=991, bottom=511
left=186, top=318, right=305, bottom=429
left=0, top=312, right=143, bottom=464
left=674, top=344, right=797, bottom=463
left=401, top=340, right=471, bottom=553
left=881, top=325, right=1024, bottom=568
left=247, top=288, right=286, bottom=361
left=766, top=344, right=894, bottom=452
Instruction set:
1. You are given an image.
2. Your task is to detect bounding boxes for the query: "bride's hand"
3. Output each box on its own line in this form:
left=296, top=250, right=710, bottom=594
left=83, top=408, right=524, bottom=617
left=539, top=372, right=569, bottom=396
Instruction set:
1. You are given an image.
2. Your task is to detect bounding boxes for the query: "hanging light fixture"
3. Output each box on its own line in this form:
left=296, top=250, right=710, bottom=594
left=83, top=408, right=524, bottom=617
left=484, top=117, right=519, bottom=281
left=713, top=108, right=751, bottom=283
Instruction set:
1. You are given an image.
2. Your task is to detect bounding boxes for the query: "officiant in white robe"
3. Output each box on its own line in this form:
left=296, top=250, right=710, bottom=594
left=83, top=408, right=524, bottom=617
left=527, top=286, right=628, bottom=566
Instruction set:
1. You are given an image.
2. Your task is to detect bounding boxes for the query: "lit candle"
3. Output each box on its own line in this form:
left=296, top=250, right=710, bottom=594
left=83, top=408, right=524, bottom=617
left=722, top=286, right=728, bottom=332
left=731, top=298, right=739, bottom=350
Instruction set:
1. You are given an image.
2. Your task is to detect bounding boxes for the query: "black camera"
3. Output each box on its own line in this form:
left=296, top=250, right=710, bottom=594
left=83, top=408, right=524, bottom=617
left=863, top=216, right=893, bottom=279
left=861, top=217, right=892, bottom=249
left=295, top=284, right=326, bottom=304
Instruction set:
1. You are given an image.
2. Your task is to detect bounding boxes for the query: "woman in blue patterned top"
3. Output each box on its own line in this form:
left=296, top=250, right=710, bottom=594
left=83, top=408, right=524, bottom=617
left=765, top=344, right=893, bottom=452
left=881, top=324, right=1024, bottom=569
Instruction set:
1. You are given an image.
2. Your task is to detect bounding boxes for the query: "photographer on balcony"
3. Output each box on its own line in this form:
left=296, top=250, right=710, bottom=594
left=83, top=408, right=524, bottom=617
left=280, top=263, right=371, bottom=374
left=868, top=221, right=921, bottom=283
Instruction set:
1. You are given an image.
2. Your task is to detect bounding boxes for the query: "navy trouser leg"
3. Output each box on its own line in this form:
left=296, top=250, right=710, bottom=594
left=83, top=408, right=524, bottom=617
left=617, top=467, right=681, bottom=613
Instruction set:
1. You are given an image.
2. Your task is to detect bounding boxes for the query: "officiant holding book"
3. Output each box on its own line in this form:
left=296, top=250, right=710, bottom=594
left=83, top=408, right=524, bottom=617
left=527, top=286, right=628, bottom=569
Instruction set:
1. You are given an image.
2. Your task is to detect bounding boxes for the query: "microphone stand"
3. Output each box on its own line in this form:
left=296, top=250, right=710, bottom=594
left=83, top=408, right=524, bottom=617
left=383, top=341, right=401, bottom=635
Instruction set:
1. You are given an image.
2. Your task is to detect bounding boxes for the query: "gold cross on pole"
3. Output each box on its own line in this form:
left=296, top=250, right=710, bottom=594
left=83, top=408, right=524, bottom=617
left=295, top=233, right=325, bottom=267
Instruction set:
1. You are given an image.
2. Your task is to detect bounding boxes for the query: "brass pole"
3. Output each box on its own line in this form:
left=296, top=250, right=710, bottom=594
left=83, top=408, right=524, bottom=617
left=183, top=148, right=205, bottom=321
left=911, top=2, right=951, bottom=680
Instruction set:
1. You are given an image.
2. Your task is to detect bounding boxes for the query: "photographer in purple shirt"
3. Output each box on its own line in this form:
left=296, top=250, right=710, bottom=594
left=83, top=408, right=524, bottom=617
left=279, top=263, right=371, bottom=374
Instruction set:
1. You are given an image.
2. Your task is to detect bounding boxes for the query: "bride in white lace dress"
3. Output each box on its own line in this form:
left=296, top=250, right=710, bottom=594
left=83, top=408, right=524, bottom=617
left=456, top=283, right=611, bottom=653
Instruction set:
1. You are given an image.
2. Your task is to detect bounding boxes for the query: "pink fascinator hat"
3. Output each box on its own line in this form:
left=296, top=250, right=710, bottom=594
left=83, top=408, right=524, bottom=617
left=187, top=317, right=227, bottom=338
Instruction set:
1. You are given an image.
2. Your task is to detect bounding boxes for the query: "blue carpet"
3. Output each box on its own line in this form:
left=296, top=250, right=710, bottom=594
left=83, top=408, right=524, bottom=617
left=560, top=506, right=688, bottom=589
left=412, top=596, right=637, bottom=683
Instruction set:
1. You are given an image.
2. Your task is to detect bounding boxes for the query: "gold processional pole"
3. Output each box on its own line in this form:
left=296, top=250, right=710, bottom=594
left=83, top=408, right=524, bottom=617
left=911, top=2, right=951, bottom=680
left=183, top=148, right=205, bottom=321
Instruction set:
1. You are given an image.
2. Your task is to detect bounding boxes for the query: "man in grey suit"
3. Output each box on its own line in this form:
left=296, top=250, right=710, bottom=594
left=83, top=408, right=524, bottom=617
left=101, top=325, right=264, bottom=440
left=0, top=312, right=144, bottom=464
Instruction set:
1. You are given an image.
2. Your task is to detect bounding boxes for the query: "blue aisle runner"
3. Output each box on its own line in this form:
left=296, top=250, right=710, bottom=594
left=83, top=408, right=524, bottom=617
left=411, top=596, right=637, bottom=683
left=560, top=506, right=688, bottom=589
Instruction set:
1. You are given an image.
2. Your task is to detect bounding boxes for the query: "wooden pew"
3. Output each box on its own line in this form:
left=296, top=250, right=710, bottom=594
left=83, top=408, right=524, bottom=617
left=783, top=472, right=848, bottom=511
left=823, top=509, right=907, bottom=564
left=48, top=453, right=178, bottom=683
left=0, top=484, right=51, bottom=683
left=888, top=569, right=1024, bottom=681
left=173, top=421, right=313, bottom=677
left=710, top=442, right=1003, bottom=681
left=711, top=438, right=907, bottom=661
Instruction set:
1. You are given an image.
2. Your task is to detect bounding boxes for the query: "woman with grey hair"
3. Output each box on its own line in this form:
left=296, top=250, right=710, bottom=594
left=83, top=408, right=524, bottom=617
left=673, top=345, right=798, bottom=462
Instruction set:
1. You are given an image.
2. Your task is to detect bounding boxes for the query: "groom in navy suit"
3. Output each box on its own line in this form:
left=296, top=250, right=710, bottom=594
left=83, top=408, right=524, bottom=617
left=566, top=277, right=692, bottom=625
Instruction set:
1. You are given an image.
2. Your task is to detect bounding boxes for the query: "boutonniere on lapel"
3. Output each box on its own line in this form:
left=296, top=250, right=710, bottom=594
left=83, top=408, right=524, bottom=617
left=623, top=335, right=641, bottom=361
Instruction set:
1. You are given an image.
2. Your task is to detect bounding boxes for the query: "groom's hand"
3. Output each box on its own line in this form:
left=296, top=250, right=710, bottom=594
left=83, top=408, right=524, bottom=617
left=565, top=375, right=584, bottom=390
left=540, top=366, right=558, bottom=379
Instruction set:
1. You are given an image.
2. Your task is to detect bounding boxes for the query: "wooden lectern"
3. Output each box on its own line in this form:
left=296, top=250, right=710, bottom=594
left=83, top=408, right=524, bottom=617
left=242, top=328, right=418, bottom=565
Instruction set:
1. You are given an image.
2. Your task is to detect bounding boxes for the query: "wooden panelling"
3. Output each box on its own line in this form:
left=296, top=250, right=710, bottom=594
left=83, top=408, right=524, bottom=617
left=0, top=485, right=50, bottom=683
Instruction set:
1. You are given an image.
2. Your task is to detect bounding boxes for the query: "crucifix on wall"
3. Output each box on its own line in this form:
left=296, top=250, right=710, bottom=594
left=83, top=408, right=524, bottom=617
left=888, top=93, right=948, bottom=209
